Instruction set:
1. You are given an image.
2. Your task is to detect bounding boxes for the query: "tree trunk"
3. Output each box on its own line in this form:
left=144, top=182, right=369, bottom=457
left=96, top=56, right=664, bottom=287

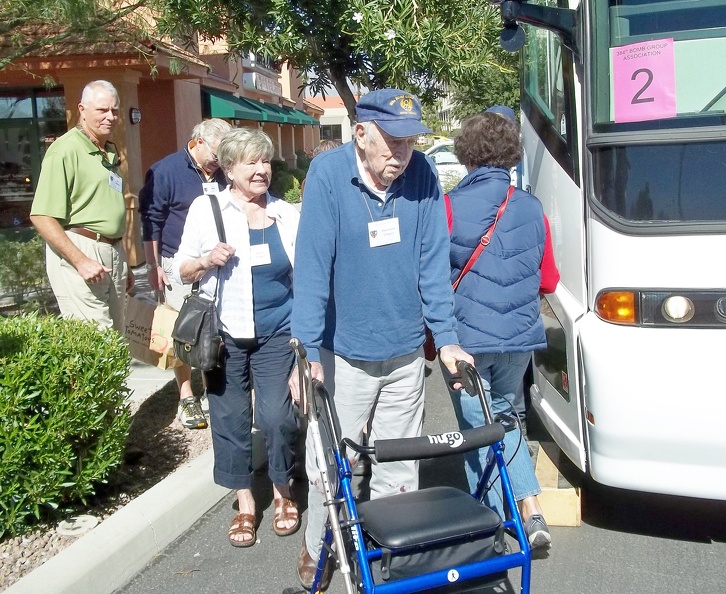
left=328, top=71, right=358, bottom=122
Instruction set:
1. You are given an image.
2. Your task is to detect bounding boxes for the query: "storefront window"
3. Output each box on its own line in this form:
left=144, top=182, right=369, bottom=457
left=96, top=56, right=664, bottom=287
left=0, top=88, right=66, bottom=228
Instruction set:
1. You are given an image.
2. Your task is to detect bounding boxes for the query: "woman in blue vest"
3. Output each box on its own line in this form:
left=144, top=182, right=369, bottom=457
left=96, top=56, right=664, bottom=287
left=444, top=111, right=559, bottom=550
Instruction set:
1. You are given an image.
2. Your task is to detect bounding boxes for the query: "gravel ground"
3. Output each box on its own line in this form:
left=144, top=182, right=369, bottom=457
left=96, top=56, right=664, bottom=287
left=0, top=373, right=213, bottom=591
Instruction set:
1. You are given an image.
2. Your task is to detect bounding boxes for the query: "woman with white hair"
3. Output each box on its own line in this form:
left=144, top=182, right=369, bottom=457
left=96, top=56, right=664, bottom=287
left=173, top=127, right=301, bottom=547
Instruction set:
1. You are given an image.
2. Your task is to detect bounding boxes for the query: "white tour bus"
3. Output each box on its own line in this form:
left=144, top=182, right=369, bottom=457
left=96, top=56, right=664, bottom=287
left=497, top=0, right=726, bottom=499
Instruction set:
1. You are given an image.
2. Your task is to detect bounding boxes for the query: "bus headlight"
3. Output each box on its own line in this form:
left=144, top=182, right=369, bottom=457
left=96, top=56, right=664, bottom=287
left=595, top=290, right=637, bottom=324
left=597, top=289, right=726, bottom=327
left=661, top=295, right=695, bottom=323
left=715, top=298, right=726, bottom=323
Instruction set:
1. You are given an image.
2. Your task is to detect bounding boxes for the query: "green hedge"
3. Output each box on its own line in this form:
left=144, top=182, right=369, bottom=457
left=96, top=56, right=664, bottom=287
left=0, top=314, right=132, bottom=537
left=0, top=233, right=49, bottom=306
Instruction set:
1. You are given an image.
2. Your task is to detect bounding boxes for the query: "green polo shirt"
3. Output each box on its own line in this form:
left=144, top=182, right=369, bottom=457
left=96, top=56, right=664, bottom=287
left=31, top=127, right=126, bottom=238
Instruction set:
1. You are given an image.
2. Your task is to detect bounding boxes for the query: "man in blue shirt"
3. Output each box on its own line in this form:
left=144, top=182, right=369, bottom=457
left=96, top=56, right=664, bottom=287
left=139, top=118, right=231, bottom=430
left=291, top=89, right=472, bottom=590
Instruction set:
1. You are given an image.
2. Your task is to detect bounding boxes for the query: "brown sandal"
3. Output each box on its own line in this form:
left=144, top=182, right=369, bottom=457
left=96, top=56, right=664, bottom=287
left=228, top=512, right=256, bottom=548
left=273, top=497, right=301, bottom=537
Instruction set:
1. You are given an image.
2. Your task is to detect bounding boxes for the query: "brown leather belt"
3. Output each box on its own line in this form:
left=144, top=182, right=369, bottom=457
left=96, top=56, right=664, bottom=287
left=67, top=227, right=122, bottom=245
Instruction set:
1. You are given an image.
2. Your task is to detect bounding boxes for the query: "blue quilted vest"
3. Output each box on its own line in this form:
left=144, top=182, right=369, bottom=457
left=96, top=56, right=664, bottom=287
left=449, top=167, right=547, bottom=353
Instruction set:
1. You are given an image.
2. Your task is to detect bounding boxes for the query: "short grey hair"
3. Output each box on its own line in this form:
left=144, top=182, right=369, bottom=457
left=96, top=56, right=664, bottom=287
left=191, top=118, right=232, bottom=144
left=80, top=80, right=119, bottom=106
left=217, top=128, right=274, bottom=174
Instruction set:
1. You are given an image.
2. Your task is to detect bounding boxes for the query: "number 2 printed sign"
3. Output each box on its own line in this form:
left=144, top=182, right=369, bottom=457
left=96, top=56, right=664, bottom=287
left=612, top=38, right=676, bottom=123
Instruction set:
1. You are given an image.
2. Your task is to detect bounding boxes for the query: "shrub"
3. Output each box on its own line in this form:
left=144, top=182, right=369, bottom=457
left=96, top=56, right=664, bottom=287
left=295, top=149, right=312, bottom=172
left=284, top=177, right=301, bottom=204
left=0, top=313, right=132, bottom=537
left=289, top=168, right=307, bottom=183
left=439, top=170, right=466, bottom=193
left=269, top=159, right=295, bottom=199
left=0, top=233, right=49, bottom=306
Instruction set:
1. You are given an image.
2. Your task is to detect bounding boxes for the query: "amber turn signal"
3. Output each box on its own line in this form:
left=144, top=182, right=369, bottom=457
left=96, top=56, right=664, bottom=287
left=595, top=291, right=637, bottom=325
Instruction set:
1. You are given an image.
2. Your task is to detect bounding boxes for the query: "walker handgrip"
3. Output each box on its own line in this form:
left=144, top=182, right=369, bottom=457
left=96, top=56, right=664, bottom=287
left=373, top=424, right=505, bottom=463
left=290, top=337, right=307, bottom=361
left=455, top=360, right=495, bottom=425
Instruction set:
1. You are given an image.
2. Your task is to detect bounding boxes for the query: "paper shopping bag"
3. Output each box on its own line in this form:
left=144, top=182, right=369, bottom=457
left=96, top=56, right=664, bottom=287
left=124, top=295, right=181, bottom=370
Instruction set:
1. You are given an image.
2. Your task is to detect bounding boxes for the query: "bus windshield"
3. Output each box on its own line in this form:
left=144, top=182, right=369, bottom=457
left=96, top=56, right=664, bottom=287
left=590, top=0, right=726, bottom=225
left=592, top=0, right=726, bottom=131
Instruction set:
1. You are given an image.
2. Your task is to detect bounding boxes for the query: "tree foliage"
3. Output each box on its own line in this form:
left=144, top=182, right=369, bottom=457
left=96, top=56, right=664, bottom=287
left=1, top=0, right=511, bottom=119
left=148, top=0, right=507, bottom=117
left=0, top=1, right=147, bottom=71
left=450, top=45, right=521, bottom=122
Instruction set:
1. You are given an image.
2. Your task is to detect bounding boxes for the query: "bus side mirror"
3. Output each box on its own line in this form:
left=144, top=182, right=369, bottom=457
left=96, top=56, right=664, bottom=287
left=496, top=0, right=580, bottom=58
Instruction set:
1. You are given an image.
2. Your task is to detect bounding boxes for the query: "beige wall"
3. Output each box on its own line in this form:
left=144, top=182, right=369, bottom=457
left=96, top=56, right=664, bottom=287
left=138, top=79, right=177, bottom=173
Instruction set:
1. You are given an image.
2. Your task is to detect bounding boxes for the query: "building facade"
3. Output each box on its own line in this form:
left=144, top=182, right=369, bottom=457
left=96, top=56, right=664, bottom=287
left=0, top=34, right=321, bottom=265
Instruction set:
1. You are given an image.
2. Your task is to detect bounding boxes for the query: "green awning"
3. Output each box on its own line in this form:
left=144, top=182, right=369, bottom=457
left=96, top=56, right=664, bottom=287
left=289, top=108, right=319, bottom=126
left=257, top=102, right=295, bottom=124
left=202, top=88, right=262, bottom=121
left=202, top=89, right=318, bottom=125
left=236, top=97, right=287, bottom=124
left=278, top=106, right=319, bottom=126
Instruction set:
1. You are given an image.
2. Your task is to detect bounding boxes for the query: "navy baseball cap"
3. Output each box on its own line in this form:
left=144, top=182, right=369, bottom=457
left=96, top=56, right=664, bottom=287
left=484, top=105, right=517, bottom=121
left=355, top=89, right=433, bottom=138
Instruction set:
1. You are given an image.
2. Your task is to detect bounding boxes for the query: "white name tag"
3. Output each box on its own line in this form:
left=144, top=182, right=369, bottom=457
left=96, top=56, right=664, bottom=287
left=250, top=243, right=271, bottom=266
left=202, top=182, right=219, bottom=195
left=108, top=171, right=123, bottom=193
left=368, top=217, right=401, bottom=247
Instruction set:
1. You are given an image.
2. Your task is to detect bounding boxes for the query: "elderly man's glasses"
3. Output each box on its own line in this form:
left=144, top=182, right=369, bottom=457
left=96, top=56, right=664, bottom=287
left=203, top=139, right=218, bottom=163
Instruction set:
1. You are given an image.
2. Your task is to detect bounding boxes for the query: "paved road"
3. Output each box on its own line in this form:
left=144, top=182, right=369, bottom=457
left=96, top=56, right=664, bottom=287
left=115, top=363, right=726, bottom=594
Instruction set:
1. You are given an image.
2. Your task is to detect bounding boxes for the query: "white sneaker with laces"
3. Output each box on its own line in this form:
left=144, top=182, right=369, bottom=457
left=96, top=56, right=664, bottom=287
left=177, top=397, right=207, bottom=429
left=524, top=514, right=552, bottom=550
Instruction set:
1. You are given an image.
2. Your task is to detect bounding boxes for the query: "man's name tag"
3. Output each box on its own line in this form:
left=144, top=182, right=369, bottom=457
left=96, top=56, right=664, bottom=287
left=250, top=243, right=271, bottom=266
left=368, top=217, right=401, bottom=248
left=108, top=171, right=123, bottom=193
left=202, top=182, right=219, bottom=195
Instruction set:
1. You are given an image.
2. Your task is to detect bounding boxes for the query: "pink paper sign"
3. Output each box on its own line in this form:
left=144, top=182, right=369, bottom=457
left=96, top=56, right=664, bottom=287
left=612, top=38, right=676, bottom=123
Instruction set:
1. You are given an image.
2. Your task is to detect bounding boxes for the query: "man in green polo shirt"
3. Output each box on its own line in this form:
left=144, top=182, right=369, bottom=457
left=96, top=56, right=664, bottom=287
left=30, top=80, right=133, bottom=331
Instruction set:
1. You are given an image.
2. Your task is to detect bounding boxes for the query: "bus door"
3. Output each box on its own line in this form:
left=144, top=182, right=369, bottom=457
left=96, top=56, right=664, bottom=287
left=519, top=11, right=589, bottom=472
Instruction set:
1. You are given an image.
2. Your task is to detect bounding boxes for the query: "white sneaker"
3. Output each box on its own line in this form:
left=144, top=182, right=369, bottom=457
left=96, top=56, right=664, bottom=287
left=199, top=393, right=209, bottom=413
left=177, top=397, right=207, bottom=429
left=524, top=514, right=552, bottom=550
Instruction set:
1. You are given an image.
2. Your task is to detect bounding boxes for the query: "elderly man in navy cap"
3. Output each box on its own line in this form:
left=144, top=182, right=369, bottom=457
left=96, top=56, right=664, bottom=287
left=290, top=88, right=472, bottom=590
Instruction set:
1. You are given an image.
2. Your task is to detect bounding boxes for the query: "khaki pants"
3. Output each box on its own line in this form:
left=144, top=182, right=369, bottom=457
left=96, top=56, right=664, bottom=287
left=45, top=231, right=128, bottom=332
left=303, top=346, right=426, bottom=557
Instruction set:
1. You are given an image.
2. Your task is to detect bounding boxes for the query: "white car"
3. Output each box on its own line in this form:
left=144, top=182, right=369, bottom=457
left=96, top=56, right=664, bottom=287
left=424, top=141, right=468, bottom=181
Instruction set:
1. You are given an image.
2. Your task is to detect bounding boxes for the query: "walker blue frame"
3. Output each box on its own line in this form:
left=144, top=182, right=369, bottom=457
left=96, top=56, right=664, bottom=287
left=291, top=340, right=531, bottom=594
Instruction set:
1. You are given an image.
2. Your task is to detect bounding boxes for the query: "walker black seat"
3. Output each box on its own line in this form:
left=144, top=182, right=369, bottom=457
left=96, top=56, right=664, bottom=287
left=358, top=486, right=502, bottom=548
left=357, top=486, right=506, bottom=585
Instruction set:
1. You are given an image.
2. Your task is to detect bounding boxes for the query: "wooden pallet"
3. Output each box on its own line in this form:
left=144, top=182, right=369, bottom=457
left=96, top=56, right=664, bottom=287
left=532, top=441, right=581, bottom=526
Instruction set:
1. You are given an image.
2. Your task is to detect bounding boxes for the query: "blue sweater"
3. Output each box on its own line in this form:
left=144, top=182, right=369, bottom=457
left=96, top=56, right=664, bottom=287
left=449, top=166, right=546, bottom=353
left=291, top=142, right=458, bottom=362
left=139, top=148, right=227, bottom=257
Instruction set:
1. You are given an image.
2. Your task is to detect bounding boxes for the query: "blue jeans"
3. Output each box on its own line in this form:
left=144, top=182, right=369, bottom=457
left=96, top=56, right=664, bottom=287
left=442, top=351, right=540, bottom=519
left=205, top=331, right=298, bottom=490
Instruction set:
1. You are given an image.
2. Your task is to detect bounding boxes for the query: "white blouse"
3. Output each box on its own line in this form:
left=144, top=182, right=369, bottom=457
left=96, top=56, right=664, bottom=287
left=172, top=188, right=299, bottom=338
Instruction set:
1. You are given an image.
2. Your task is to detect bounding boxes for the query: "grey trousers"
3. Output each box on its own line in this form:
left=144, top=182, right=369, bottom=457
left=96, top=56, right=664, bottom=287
left=303, top=347, right=426, bottom=557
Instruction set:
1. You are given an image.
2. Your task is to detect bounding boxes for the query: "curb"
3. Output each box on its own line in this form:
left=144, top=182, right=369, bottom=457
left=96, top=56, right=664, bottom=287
left=4, top=449, right=231, bottom=594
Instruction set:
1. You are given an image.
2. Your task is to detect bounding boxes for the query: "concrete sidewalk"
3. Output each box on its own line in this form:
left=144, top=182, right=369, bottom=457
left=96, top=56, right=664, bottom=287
left=4, top=266, right=232, bottom=594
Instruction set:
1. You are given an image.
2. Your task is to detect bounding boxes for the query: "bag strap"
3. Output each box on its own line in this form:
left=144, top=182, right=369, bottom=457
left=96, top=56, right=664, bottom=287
left=209, top=194, right=226, bottom=243
left=192, top=194, right=226, bottom=297
left=452, top=185, right=514, bottom=292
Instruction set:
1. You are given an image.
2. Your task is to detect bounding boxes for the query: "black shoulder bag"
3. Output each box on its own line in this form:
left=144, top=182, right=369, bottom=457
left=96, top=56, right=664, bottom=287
left=172, top=195, right=226, bottom=371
